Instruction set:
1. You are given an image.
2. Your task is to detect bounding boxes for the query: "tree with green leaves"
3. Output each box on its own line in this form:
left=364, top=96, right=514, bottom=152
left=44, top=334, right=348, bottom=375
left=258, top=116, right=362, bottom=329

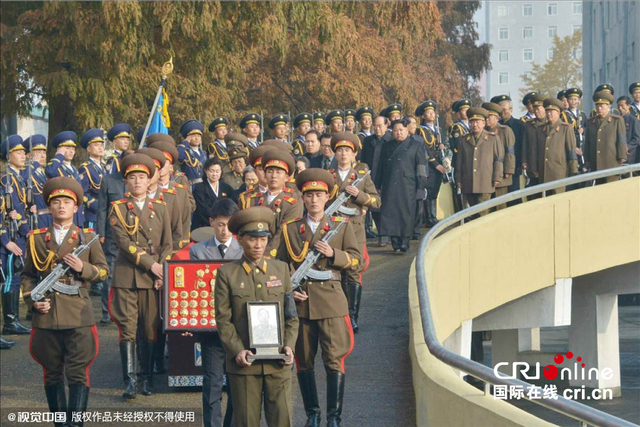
left=519, top=31, right=583, bottom=100
left=1, top=1, right=489, bottom=143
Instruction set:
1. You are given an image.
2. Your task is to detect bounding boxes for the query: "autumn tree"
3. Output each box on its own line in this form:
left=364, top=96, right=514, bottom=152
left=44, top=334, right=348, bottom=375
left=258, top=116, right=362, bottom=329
left=1, top=1, right=489, bottom=142
left=519, top=30, right=582, bottom=100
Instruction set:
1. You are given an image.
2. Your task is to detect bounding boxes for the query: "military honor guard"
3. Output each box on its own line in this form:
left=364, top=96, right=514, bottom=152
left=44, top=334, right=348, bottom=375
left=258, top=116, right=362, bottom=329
left=0, top=196, right=17, bottom=349
left=416, top=100, right=448, bottom=225
left=245, top=149, right=303, bottom=254
left=269, top=114, right=291, bottom=142
left=564, top=88, right=589, bottom=173
left=522, top=94, right=547, bottom=187
left=448, top=99, right=471, bottom=168
left=292, top=113, right=312, bottom=156
left=483, top=102, right=516, bottom=206
left=313, top=112, right=326, bottom=134
left=178, top=119, right=208, bottom=188
left=79, top=129, right=106, bottom=230
left=584, top=90, right=628, bottom=182
left=215, top=207, right=299, bottom=427
left=208, top=117, right=231, bottom=166
left=45, top=131, right=86, bottom=227
left=326, top=110, right=345, bottom=134
left=108, top=153, right=172, bottom=399
left=105, top=123, right=133, bottom=175
left=589, top=84, right=621, bottom=118
left=239, top=112, right=263, bottom=150
left=521, top=92, right=538, bottom=122
left=355, top=106, right=374, bottom=146
left=629, top=82, right=640, bottom=119
left=383, top=103, right=403, bottom=122
left=454, top=107, right=504, bottom=215
left=22, top=177, right=108, bottom=426
left=617, top=95, right=640, bottom=165
left=344, top=109, right=356, bottom=134
left=328, top=132, right=380, bottom=332
left=275, top=169, right=360, bottom=427
left=1, top=135, right=32, bottom=335
left=24, top=134, right=52, bottom=227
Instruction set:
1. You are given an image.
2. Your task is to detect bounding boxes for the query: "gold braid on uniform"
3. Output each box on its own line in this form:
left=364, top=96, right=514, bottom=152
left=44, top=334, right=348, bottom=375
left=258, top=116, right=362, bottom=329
left=183, top=149, right=202, bottom=168
left=328, top=184, right=339, bottom=200
left=110, top=205, right=139, bottom=236
left=29, top=234, right=56, bottom=272
left=11, top=175, right=26, bottom=203
left=282, top=224, right=309, bottom=263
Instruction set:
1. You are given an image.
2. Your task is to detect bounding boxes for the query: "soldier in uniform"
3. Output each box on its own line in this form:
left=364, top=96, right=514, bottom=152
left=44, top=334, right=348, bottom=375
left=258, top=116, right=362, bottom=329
left=0, top=196, right=17, bottom=349
left=245, top=149, right=303, bottom=255
left=521, top=92, right=538, bottom=122
left=108, top=153, right=172, bottom=399
left=178, top=119, right=208, bottom=188
left=239, top=112, right=263, bottom=150
left=454, top=107, right=504, bottom=215
left=565, top=88, right=589, bottom=175
left=45, top=131, right=86, bottom=227
left=491, top=95, right=526, bottom=199
left=24, top=135, right=52, bottom=228
left=313, top=112, right=326, bottom=134
left=22, top=177, right=108, bottom=426
left=276, top=169, right=360, bottom=427
left=383, top=103, right=403, bottom=122
left=629, top=82, right=640, bottom=119
left=617, top=95, right=640, bottom=166
left=215, top=207, right=299, bottom=427
left=527, top=98, right=578, bottom=194
left=344, top=109, right=356, bottom=134
left=522, top=94, right=547, bottom=188
left=482, top=102, right=516, bottom=208
left=1, top=135, right=32, bottom=335
left=222, top=142, right=249, bottom=191
left=208, top=117, right=231, bottom=167
left=326, top=110, right=345, bottom=134
left=584, top=91, right=628, bottom=183
left=292, top=113, right=312, bottom=156
left=269, top=114, right=291, bottom=142
left=79, top=129, right=106, bottom=230
left=105, top=124, right=133, bottom=175
left=355, top=106, right=374, bottom=148
left=448, top=99, right=471, bottom=170
left=328, top=133, right=380, bottom=333
left=589, top=84, right=621, bottom=118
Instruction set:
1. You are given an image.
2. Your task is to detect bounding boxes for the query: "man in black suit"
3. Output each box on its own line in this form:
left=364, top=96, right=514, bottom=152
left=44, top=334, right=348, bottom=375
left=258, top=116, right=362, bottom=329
left=319, top=133, right=338, bottom=170
left=304, top=130, right=323, bottom=168
left=192, top=158, right=235, bottom=230
left=618, top=96, right=640, bottom=166
left=96, top=153, right=128, bottom=324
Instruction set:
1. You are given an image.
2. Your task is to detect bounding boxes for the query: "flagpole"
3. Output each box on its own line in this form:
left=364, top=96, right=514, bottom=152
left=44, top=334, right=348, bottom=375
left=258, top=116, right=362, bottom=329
left=139, top=57, right=174, bottom=148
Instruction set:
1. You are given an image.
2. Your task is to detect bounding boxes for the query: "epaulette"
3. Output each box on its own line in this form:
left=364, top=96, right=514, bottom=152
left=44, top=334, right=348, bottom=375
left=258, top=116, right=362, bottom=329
left=173, top=183, right=186, bottom=189
left=560, top=122, right=571, bottom=127
left=81, top=161, right=89, bottom=166
left=283, top=196, right=297, bottom=204
left=282, top=187, right=295, bottom=194
left=486, top=131, right=496, bottom=137
left=285, top=217, right=302, bottom=225
left=330, top=216, right=348, bottom=223
left=162, top=188, right=177, bottom=195
left=28, top=227, right=48, bottom=236
left=357, top=166, right=369, bottom=174
left=112, top=199, right=127, bottom=205
left=151, top=198, right=166, bottom=205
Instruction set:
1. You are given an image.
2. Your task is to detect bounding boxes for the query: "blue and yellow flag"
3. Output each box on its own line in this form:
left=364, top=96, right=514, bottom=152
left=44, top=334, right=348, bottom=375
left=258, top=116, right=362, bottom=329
left=149, top=88, right=171, bottom=134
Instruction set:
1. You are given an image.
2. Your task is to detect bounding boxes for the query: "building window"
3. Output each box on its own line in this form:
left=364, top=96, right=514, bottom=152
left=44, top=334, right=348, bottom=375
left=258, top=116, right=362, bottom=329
left=499, top=28, right=509, bottom=40
left=548, top=26, right=557, bottom=37
left=523, top=4, right=533, bottom=16
left=548, top=3, right=558, bottom=15
left=572, top=25, right=582, bottom=34
left=573, top=2, right=582, bottom=14
left=497, top=5, right=508, bottom=17
left=522, top=72, right=532, bottom=81
left=523, top=27, right=533, bottom=39
left=499, top=72, right=509, bottom=84
left=547, top=48, right=554, bottom=60
left=523, top=48, right=534, bottom=62
left=572, top=48, right=582, bottom=59
left=499, top=50, right=509, bottom=62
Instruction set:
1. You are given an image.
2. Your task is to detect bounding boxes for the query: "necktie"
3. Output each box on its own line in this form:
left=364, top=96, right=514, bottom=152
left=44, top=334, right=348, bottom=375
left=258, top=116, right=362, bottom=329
left=323, top=158, right=330, bottom=170
left=218, top=244, right=227, bottom=258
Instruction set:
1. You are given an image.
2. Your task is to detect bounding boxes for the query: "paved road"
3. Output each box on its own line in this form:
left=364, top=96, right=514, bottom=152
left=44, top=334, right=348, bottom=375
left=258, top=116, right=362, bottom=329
left=0, top=240, right=418, bottom=427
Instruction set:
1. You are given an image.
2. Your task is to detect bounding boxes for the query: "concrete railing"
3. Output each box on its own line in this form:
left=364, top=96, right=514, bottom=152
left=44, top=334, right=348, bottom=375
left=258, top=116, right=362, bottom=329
left=410, top=165, right=640, bottom=427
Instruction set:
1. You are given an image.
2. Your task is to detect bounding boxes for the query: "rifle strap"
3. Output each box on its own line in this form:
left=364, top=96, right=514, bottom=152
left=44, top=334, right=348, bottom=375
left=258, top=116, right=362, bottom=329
left=282, top=223, right=309, bottom=263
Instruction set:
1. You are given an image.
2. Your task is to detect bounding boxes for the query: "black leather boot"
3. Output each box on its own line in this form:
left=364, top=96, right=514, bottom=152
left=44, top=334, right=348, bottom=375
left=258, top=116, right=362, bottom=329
left=326, top=372, right=345, bottom=427
left=67, top=384, right=89, bottom=427
left=153, top=332, right=167, bottom=374
left=44, top=384, right=67, bottom=427
left=364, top=212, right=377, bottom=238
left=297, top=371, right=321, bottom=427
left=140, top=342, right=154, bottom=396
left=348, top=283, right=362, bottom=333
left=426, top=199, right=439, bottom=228
left=1, top=336, right=15, bottom=349
left=2, top=290, right=31, bottom=335
left=120, top=342, right=136, bottom=399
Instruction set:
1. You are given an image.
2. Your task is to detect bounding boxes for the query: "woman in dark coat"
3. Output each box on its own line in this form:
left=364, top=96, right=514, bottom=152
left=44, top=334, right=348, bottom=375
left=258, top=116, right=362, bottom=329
left=192, top=158, right=235, bottom=230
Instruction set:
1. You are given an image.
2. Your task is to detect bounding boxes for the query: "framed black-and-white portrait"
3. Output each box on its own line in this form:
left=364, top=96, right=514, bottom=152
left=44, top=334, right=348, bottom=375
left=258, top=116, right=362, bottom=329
left=247, top=301, right=282, bottom=348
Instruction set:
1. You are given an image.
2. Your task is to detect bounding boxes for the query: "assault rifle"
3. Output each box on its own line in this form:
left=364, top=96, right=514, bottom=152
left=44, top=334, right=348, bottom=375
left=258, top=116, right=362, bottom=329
left=325, top=170, right=370, bottom=217
left=30, top=234, right=100, bottom=301
left=26, top=135, right=37, bottom=229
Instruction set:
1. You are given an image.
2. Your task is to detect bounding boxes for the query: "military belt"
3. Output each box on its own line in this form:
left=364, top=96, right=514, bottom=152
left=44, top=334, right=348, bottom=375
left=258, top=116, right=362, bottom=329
left=305, top=269, right=341, bottom=282
left=52, top=280, right=82, bottom=295
left=337, top=205, right=360, bottom=217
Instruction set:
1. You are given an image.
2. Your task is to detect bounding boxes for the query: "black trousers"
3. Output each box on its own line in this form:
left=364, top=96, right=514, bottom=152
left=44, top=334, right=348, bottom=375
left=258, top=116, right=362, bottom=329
left=200, top=333, right=227, bottom=427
